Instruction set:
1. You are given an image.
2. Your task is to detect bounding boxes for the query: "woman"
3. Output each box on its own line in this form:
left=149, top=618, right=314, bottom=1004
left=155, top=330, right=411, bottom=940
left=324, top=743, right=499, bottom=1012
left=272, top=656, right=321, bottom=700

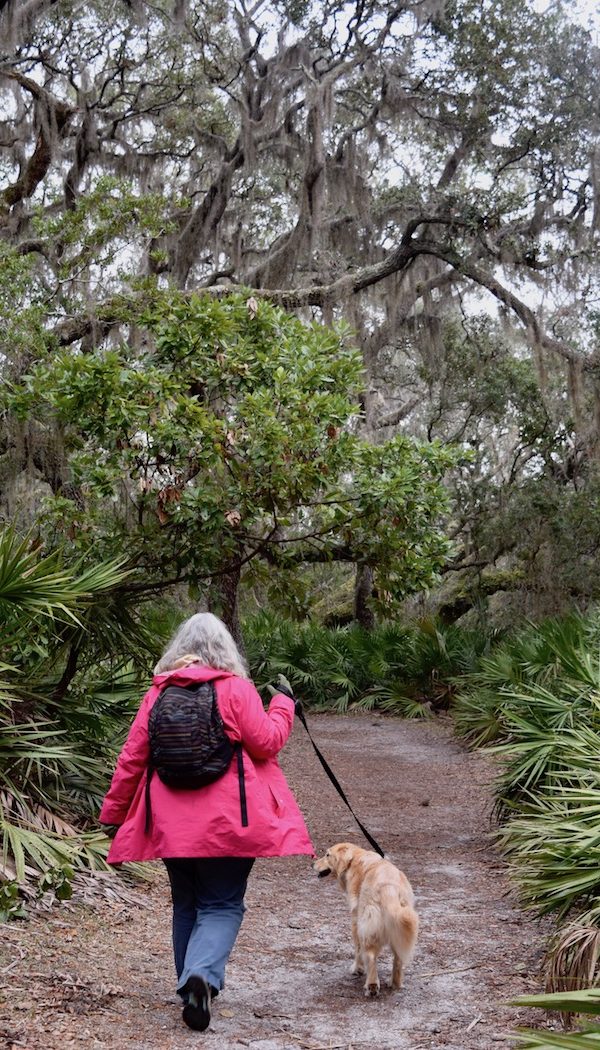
left=99, top=612, right=313, bottom=1032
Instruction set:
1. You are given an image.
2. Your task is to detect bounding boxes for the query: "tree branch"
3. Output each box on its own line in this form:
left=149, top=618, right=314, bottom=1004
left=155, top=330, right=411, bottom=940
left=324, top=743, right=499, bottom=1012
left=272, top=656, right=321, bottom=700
left=49, top=225, right=584, bottom=372
left=0, top=67, right=75, bottom=213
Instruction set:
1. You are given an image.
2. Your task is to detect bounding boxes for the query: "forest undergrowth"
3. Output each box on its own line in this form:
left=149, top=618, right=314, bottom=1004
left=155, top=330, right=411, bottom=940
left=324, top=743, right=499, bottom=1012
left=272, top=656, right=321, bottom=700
left=452, top=613, right=600, bottom=1015
left=3, top=533, right=600, bottom=1043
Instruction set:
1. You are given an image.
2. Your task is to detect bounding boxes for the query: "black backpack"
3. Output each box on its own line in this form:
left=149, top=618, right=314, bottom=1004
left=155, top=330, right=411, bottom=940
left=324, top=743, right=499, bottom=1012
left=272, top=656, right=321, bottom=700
left=144, top=680, right=247, bottom=831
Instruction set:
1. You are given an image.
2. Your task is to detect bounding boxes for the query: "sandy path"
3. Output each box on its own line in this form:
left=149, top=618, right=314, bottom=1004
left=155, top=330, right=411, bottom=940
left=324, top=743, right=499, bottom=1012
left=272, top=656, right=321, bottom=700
left=0, top=713, right=548, bottom=1049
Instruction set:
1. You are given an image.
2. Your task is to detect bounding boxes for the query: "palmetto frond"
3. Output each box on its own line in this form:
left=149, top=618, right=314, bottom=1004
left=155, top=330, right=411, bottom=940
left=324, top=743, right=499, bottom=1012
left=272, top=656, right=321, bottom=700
left=514, top=988, right=600, bottom=1047
left=245, top=612, right=485, bottom=713
left=0, top=528, right=128, bottom=627
left=453, top=610, right=600, bottom=995
left=545, top=916, right=600, bottom=997
left=0, top=527, right=143, bottom=903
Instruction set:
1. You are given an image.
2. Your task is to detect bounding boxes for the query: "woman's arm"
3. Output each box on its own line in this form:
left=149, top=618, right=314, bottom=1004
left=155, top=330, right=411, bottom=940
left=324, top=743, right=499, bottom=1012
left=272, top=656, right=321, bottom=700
left=228, top=680, right=295, bottom=760
left=99, top=691, right=154, bottom=825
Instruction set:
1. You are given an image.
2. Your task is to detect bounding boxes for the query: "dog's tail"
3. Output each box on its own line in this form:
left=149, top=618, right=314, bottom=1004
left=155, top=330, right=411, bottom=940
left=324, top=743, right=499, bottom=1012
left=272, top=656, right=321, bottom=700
left=383, top=889, right=419, bottom=965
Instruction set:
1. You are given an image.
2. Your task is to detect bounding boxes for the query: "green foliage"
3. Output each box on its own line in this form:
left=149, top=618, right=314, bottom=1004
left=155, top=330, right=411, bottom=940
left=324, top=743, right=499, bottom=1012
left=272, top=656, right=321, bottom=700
left=1, top=0, right=599, bottom=632
left=453, top=610, right=600, bottom=989
left=245, top=613, right=488, bottom=715
left=38, top=866, right=74, bottom=901
left=0, top=528, right=124, bottom=626
left=513, top=988, right=600, bottom=1047
left=453, top=614, right=597, bottom=749
left=0, top=180, right=178, bottom=371
left=422, top=316, right=547, bottom=429
left=407, top=308, right=600, bottom=621
left=0, top=879, right=27, bottom=921
left=9, top=291, right=458, bottom=607
left=0, top=528, right=152, bottom=914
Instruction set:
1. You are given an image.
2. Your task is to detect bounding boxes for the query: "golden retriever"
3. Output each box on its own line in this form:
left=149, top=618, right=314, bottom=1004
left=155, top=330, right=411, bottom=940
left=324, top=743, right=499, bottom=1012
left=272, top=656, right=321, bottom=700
left=314, top=842, right=418, bottom=997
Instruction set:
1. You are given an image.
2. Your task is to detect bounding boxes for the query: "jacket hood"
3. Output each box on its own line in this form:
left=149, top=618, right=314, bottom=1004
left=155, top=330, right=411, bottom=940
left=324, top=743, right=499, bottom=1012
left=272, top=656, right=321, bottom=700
left=152, top=664, right=238, bottom=688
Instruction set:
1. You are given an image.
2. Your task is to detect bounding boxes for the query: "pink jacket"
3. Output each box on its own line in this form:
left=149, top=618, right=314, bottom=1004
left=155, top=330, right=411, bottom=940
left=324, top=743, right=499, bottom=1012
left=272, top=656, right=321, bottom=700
left=99, top=665, right=314, bottom=862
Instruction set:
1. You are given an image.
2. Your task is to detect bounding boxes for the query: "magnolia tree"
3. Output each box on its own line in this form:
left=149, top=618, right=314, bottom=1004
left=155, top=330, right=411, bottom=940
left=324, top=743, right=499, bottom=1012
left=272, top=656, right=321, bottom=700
left=9, top=294, right=457, bottom=638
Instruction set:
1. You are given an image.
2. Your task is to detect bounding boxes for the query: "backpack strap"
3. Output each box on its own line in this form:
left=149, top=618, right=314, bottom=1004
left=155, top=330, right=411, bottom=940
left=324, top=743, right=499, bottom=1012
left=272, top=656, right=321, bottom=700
left=235, top=743, right=248, bottom=827
left=144, top=764, right=154, bottom=834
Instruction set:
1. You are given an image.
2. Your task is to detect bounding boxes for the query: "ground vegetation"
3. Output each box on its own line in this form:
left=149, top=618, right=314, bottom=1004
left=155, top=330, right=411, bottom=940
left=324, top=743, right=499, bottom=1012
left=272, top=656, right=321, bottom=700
left=454, top=611, right=600, bottom=994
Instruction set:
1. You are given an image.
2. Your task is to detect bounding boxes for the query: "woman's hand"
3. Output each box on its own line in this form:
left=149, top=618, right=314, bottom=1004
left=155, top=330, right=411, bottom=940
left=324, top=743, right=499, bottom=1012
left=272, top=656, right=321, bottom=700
left=266, top=674, right=303, bottom=715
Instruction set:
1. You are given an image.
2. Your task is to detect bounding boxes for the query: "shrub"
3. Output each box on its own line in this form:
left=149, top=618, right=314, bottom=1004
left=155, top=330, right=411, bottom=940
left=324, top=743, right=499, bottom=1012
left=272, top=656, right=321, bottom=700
left=245, top=611, right=489, bottom=716
left=453, top=610, right=600, bottom=991
left=0, top=529, right=151, bottom=912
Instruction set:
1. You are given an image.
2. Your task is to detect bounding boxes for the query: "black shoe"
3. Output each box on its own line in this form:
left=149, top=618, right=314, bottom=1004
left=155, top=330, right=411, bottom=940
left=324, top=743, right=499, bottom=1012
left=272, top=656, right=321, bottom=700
left=181, top=975, right=212, bottom=1031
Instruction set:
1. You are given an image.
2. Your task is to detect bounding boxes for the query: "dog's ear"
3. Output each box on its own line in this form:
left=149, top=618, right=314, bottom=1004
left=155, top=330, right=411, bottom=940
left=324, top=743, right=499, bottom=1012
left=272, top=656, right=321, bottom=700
left=333, top=844, right=356, bottom=876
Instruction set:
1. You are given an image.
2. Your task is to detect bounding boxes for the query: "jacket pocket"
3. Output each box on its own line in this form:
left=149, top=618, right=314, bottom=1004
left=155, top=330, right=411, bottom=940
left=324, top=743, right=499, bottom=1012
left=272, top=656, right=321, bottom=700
left=268, top=785, right=285, bottom=816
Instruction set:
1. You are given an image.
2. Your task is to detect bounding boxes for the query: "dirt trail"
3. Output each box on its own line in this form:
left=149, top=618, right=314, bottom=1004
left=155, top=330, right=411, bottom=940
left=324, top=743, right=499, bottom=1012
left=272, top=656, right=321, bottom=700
left=1, top=714, right=550, bottom=1050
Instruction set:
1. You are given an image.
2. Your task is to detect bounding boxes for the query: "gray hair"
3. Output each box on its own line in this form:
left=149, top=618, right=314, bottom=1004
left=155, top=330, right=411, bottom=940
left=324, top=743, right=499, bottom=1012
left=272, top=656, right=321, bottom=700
left=154, top=612, right=249, bottom=678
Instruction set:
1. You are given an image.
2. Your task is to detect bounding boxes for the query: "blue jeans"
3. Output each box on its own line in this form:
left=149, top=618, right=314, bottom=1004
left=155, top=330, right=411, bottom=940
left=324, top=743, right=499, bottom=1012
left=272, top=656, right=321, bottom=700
left=164, top=857, right=255, bottom=995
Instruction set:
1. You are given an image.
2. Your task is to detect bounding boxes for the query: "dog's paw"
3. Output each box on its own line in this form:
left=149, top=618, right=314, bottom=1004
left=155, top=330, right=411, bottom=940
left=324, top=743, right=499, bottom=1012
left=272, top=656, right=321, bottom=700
left=364, top=982, right=380, bottom=998
left=351, top=962, right=365, bottom=977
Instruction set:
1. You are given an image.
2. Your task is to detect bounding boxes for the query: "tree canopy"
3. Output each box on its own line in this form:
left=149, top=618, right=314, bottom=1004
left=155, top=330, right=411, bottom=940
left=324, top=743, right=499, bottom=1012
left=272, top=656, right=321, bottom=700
left=1, top=0, right=600, bottom=616
left=7, top=292, right=456, bottom=632
left=1, top=0, right=597, bottom=340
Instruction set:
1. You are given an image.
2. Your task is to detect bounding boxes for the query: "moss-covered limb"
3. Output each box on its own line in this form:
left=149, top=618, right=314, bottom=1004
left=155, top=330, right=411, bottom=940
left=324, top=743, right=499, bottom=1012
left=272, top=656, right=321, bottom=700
left=437, top=569, right=526, bottom=624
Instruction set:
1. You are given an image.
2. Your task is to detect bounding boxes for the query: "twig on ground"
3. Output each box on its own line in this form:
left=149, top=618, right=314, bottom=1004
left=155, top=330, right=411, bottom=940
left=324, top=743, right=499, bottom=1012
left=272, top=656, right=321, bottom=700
left=417, top=962, right=483, bottom=978
left=297, top=1043, right=371, bottom=1049
left=466, top=1013, right=483, bottom=1032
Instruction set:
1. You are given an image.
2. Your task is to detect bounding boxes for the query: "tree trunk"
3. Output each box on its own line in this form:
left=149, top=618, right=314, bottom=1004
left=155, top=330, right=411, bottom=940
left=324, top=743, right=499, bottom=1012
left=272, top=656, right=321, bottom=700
left=208, top=562, right=245, bottom=655
left=353, top=564, right=375, bottom=630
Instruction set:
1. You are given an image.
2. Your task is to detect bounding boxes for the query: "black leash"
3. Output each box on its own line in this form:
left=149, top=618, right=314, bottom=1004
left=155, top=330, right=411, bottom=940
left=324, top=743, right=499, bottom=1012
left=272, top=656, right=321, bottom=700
left=295, top=705, right=385, bottom=858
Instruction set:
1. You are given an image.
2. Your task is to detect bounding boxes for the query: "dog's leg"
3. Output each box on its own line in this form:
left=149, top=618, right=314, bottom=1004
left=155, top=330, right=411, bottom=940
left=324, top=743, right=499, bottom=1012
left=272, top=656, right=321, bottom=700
left=363, top=948, right=380, bottom=998
left=350, top=915, right=364, bottom=976
left=391, top=952, right=403, bottom=990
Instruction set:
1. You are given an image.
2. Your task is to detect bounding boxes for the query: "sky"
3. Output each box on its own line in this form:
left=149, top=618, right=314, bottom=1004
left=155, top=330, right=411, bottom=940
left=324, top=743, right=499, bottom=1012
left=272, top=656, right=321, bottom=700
left=572, top=0, right=599, bottom=33
left=533, top=0, right=600, bottom=36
